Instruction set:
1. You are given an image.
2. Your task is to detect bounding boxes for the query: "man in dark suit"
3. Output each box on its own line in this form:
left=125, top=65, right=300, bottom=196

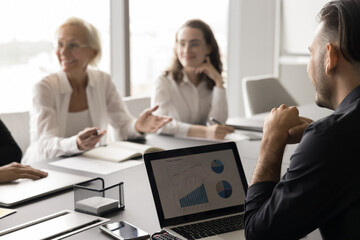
left=245, top=1, right=360, bottom=239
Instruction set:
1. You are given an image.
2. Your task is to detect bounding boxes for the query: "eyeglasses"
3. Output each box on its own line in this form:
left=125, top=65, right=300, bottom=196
left=177, top=40, right=205, bottom=49
left=54, top=42, right=90, bottom=52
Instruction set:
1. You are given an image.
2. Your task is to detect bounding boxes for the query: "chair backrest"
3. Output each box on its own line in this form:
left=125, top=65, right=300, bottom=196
left=0, top=111, right=30, bottom=154
left=107, top=96, right=151, bottom=142
left=123, top=96, right=151, bottom=117
left=242, top=75, right=297, bottom=117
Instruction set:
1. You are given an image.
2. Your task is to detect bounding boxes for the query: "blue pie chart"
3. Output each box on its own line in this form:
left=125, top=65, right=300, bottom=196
left=216, top=180, right=232, bottom=198
left=211, top=159, right=224, bottom=174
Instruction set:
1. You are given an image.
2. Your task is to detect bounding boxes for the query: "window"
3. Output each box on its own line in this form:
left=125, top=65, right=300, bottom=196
left=281, top=0, right=329, bottom=56
left=0, top=0, right=229, bottom=112
left=129, top=0, right=229, bottom=96
left=0, top=0, right=110, bottom=113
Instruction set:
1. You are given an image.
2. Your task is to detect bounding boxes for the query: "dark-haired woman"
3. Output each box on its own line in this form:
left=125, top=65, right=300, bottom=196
left=152, top=19, right=233, bottom=139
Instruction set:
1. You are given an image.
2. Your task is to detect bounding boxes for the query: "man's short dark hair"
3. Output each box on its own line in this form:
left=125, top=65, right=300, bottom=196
left=319, top=0, right=360, bottom=63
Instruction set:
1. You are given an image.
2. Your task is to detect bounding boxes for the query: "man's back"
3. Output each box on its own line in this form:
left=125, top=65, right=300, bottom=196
left=244, top=87, right=360, bottom=240
left=290, top=88, right=360, bottom=239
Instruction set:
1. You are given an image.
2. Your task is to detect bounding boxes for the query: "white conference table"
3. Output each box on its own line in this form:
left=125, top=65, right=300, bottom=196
left=0, top=103, right=333, bottom=239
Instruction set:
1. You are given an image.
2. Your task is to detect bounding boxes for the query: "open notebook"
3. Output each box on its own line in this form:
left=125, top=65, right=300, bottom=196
left=82, top=141, right=163, bottom=162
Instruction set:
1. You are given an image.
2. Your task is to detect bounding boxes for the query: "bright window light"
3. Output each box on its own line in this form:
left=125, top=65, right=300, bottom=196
left=0, top=0, right=110, bottom=113
left=129, top=0, right=229, bottom=96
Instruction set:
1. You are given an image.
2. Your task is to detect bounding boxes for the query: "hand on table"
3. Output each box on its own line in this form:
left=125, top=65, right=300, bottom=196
left=0, top=162, right=48, bottom=183
left=206, top=124, right=235, bottom=140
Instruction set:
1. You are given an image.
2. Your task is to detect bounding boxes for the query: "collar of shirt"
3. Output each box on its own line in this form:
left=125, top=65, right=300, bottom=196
left=335, top=85, right=360, bottom=113
left=181, top=71, right=207, bottom=88
left=58, top=68, right=96, bottom=94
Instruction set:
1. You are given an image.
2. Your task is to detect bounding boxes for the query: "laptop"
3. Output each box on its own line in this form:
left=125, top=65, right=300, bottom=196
left=0, top=169, right=91, bottom=207
left=144, top=142, right=248, bottom=240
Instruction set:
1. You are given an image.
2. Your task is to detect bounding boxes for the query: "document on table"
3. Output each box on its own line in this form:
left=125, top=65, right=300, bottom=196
left=174, top=131, right=261, bottom=142
left=50, top=156, right=143, bottom=175
left=0, top=207, right=16, bottom=219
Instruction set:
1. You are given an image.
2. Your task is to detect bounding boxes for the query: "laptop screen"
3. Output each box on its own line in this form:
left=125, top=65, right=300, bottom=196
left=144, top=142, right=248, bottom=228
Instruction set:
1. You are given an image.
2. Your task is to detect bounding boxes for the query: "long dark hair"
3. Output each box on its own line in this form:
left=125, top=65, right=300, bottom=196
left=165, top=19, right=222, bottom=90
left=319, top=0, right=360, bottom=63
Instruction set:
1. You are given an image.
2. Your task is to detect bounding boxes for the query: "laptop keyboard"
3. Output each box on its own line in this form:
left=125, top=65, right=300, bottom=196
left=151, top=230, right=182, bottom=240
left=170, top=214, right=244, bottom=240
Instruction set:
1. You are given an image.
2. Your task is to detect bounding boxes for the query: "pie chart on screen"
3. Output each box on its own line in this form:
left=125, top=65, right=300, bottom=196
left=216, top=180, right=232, bottom=198
left=211, top=159, right=224, bottom=174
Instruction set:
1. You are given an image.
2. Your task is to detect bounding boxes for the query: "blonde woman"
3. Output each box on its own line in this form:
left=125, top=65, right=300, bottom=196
left=23, top=17, right=171, bottom=163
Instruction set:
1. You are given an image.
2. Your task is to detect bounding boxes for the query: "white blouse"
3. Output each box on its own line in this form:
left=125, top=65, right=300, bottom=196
left=151, top=72, right=228, bottom=137
left=65, top=110, right=92, bottom=138
left=22, top=69, right=142, bottom=164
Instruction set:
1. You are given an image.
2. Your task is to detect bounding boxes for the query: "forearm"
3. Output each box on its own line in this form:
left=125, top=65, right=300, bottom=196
left=214, top=77, right=224, bottom=88
left=38, top=135, right=80, bottom=161
left=157, top=120, right=190, bottom=138
left=187, top=125, right=208, bottom=138
left=208, top=87, right=228, bottom=123
left=250, top=136, right=286, bottom=185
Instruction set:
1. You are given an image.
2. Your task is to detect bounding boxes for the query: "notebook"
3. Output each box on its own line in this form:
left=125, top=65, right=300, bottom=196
left=144, top=142, right=248, bottom=240
left=83, top=141, right=163, bottom=162
left=0, top=169, right=91, bottom=207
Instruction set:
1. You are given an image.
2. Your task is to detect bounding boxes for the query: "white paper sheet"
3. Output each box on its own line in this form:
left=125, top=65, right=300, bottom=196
left=174, top=131, right=261, bottom=142
left=0, top=207, right=16, bottom=219
left=50, top=156, right=143, bottom=175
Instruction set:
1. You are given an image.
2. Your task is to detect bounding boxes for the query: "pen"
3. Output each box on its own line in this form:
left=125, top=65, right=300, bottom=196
left=210, top=117, right=263, bottom=133
left=209, top=117, right=223, bottom=125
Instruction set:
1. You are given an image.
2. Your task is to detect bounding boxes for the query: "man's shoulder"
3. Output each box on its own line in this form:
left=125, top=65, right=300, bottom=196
left=307, top=101, right=360, bottom=137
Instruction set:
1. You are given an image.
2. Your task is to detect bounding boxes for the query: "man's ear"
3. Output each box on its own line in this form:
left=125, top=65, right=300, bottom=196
left=325, top=43, right=338, bottom=75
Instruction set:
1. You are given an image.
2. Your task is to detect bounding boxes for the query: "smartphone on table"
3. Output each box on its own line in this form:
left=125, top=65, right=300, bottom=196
left=100, top=220, right=150, bottom=240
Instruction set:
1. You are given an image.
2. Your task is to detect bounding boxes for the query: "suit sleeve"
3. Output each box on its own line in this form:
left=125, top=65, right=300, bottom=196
left=244, top=127, right=357, bottom=240
left=0, top=119, right=22, bottom=166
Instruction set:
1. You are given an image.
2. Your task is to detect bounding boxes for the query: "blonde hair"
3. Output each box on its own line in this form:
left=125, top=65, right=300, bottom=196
left=56, top=17, right=102, bottom=67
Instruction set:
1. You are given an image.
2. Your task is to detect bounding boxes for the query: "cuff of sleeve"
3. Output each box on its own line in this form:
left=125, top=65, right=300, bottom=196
left=213, top=87, right=226, bottom=98
left=68, top=135, right=83, bottom=154
left=174, top=123, right=191, bottom=138
left=130, top=119, right=146, bottom=139
left=245, top=181, right=277, bottom=212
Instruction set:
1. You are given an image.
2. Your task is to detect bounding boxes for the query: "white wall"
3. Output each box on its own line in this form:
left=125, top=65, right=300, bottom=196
left=279, top=60, right=315, bottom=105
left=228, top=0, right=276, bottom=117
left=277, top=0, right=330, bottom=106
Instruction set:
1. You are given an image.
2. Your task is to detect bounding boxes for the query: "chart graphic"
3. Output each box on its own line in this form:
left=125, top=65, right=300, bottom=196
left=216, top=180, right=232, bottom=198
left=211, top=159, right=224, bottom=174
left=179, top=184, right=209, bottom=208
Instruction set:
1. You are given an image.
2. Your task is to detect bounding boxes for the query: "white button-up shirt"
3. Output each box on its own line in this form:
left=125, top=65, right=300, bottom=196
left=151, top=72, right=228, bottom=137
left=22, top=69, right=141, bottom=163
